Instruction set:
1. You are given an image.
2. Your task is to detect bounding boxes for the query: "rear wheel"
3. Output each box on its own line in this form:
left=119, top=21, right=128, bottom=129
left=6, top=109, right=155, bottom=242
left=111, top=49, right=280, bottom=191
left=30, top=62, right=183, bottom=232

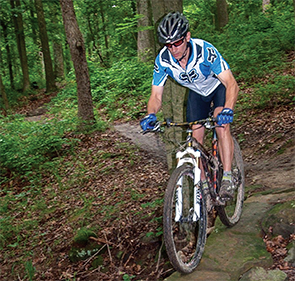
left=217, top=137, right=245, bottom=227
left=163, top=165, right=207, bottom=274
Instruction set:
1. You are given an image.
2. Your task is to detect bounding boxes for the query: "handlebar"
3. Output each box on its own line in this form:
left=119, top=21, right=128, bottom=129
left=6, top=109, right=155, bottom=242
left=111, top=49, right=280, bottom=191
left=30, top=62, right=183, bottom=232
left=142, top=116, right=220, bottom=134
left=161, top=116, right=217, bottom=127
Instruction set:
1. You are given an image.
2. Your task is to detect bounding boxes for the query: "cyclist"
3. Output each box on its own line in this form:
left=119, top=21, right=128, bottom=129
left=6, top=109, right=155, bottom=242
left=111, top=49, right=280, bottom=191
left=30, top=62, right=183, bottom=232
left=140, top=12, right=239, bottom=200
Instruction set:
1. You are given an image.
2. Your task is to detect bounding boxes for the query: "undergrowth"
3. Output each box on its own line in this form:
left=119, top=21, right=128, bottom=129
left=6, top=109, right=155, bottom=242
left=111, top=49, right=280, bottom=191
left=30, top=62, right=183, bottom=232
left=0, top=1, right=294, bottom=279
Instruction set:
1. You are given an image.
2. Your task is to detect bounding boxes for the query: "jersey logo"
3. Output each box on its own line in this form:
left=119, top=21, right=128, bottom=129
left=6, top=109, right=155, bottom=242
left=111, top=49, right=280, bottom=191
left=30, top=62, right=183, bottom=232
left=207, top=47, right=217, bottom=63
left=179, top=69, right=199, bottom=83
left=154, top=63, right=159, bottom=73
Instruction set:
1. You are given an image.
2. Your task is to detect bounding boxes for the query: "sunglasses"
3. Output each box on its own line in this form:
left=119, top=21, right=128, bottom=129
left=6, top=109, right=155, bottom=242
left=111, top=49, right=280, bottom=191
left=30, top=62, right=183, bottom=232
left=165, top=37, right=185, bottom=48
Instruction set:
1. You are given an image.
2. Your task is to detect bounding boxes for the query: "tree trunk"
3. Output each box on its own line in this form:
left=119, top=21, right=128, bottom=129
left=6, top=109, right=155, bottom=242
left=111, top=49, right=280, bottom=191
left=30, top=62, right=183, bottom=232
left=60, top=0, right=95, bottom=127
left=151, top=0, right=186, bottom=171
left=99, top=1, right=109, bottom=62
left=10, top=0, right=30, bottom=92
left=216, top=0, right=228, bottom=31
left=35, top=0, right=56, bottom=92
left=0, top=71, right=10, bottom=113
left=28, top=0, right=38, bottom=46
left=0, top=19, right=14, bottom=89
left=51, top=1, right=65, bottom=80
left=137, top=0, right=155, bottom=62
left=53, top=42, right=65, bottom=80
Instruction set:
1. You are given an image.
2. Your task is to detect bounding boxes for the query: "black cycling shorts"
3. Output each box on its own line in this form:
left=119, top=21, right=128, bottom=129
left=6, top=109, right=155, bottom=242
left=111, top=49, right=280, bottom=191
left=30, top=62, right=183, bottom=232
left=186, top=83, right=226, bottom=122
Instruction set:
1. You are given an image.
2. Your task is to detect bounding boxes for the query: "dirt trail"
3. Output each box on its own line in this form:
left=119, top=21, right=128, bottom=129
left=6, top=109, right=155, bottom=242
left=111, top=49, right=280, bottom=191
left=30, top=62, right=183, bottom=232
left=114, top=122, right=295, bottom=191
left=114, top=123, right=167, bottom=161
left=16, top=98, right=295, bottom=280
left=113, top=121, right=295, bottom=281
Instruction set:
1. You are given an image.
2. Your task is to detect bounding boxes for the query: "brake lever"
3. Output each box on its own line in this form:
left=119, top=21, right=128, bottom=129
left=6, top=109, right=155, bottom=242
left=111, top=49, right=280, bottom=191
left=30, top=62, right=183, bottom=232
left=141, top=122, right=163, bottom=134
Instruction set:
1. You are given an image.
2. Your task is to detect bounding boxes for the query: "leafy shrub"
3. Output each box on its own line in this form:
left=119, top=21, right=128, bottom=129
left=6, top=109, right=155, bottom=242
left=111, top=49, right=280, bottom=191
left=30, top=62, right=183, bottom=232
left=88, top=58, right=153, bottom=120
left=252, top=74, right=295, bottom=108
left=186, top=0, right=294, bottom=81
left=223, top=1, right=294, bottom=80
left=0, top=115, right=76, bottom=180
left=238, top=74, right=295, bottom=110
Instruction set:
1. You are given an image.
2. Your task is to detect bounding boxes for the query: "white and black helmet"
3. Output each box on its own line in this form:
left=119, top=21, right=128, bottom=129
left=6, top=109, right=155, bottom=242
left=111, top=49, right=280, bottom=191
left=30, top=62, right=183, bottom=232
left=157, top=12, right=189, bottom=44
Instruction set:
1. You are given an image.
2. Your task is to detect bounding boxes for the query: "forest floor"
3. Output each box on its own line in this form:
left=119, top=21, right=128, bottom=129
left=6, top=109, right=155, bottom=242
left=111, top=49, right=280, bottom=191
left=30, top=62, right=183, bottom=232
left=1, top=92, right=294, bottom=280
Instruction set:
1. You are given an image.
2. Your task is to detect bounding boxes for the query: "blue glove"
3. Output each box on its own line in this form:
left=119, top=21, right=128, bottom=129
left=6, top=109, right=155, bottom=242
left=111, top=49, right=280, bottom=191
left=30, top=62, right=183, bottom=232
left=217, top=108, right=234, bottom=125
left=140, top=113, right=157, bottom=131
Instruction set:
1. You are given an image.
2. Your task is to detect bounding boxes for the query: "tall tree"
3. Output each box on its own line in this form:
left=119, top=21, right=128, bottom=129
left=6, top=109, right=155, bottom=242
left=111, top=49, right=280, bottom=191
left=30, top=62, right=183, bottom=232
left=137, top=0, right=155, bottom=62
left=99, top=0, right=109, bottom=62
left=0, top=70, right=9, bottom=113
left=53, top=41, right=65, bottom=79
left=216, top=0, right=229, bottom=30
left=35, top=0, right=56, bottom=92
left=0, top=16, right=14, bottom=89
left=10, top=0, right=30, bottom=92
left=50, top=0, right=65, bottom=80
left=60, top=0, right=95, bottom=127
left=151, top=0, right=186, bottom=170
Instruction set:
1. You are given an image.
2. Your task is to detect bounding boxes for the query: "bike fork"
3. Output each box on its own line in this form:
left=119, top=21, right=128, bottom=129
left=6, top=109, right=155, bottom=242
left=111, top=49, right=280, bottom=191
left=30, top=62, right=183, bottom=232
left=193, top=166, right=201, bottom=222
left=174, top=151, right=202, bottom=222
left=175, top=180, right=183, bottom=222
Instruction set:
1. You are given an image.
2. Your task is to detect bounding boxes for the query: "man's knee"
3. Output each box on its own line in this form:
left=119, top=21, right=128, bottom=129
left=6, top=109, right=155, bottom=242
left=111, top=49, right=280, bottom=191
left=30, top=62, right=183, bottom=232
left=216, top=124, right=231, bottom=139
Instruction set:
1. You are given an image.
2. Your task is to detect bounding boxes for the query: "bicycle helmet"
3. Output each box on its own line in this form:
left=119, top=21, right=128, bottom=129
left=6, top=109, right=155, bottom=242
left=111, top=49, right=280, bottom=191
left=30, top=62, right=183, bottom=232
left=157, top=12, right=189, bottom=44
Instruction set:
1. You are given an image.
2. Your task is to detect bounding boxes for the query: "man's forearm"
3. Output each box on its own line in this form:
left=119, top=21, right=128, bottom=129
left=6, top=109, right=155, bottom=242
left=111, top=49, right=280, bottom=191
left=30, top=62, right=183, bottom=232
left=147, top=85, right=164, bottom=114
left=224, top=83, right=239, bottom=109
left=147, top=98, right=162, bottom=114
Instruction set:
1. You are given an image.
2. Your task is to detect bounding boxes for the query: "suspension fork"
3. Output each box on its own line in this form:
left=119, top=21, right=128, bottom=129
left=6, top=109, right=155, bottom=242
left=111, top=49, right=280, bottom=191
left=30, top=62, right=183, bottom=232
left=193, top=160, right=201, bottom=222
left=174, top=147, right=201, bottom=222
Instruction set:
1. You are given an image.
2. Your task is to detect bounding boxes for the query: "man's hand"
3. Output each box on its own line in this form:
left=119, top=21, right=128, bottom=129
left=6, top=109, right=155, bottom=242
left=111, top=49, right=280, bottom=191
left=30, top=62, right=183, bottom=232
left=140, top=113, right=157, bottom=131
left=217, top=108, right=234, bottom=125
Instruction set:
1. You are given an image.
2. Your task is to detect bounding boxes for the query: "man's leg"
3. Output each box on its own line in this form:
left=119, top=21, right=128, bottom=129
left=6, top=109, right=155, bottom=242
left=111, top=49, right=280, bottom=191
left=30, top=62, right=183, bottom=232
left=193, top=125, right=214, bottom=212
left=214, top=106, right=234, bottom=198
left=192, top=125, right=205, bottom=180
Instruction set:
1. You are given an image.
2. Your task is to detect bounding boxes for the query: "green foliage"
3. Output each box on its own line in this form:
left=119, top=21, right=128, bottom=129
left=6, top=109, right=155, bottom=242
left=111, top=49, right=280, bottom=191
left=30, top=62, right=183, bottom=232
left=0, top=115, right=76, bottom=180
left=185, top=0, right=294, bottom=82
left=0, top=214, right=20, bottom=249
left=251, top=74, right=295, bottom=108
left=73, top=227, right=97, bottom=245
left=89, top=58, right=153, bottom=120
left=48, top=77, right=108, bottom=132
left=218, top=1, right=293, bottom=80
left=25, top=260, right=36, bottom=281
left=123, top=274, right=135, bottom=281
left=0, top=189, right=40, bottom=250
left=0, top=2, right=294, bottom=279
left=184, top=0, right=217, bottom=35
left=75, top=0, right=137, bottom=62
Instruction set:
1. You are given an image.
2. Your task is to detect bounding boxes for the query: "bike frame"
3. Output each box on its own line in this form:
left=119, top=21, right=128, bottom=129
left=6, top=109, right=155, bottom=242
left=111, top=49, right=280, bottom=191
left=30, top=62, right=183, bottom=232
left=143, top=117, right=221, bottom=222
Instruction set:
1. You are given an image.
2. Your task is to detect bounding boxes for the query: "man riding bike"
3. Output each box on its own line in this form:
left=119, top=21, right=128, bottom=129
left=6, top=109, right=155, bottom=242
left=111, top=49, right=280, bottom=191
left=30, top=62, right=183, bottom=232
left=140, top=12, right=240, bottom=200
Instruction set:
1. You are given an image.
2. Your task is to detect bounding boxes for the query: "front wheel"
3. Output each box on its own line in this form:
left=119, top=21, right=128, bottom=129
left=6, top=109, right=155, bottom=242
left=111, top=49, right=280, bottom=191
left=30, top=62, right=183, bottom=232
left=217, top=137, right=245, bottom=227
left=163, top=165, right=207, bottom=274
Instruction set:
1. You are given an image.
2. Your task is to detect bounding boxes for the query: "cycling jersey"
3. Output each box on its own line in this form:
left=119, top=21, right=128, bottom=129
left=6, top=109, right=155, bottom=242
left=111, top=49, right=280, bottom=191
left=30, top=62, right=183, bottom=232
left=152, top=38, right=230, bottom=97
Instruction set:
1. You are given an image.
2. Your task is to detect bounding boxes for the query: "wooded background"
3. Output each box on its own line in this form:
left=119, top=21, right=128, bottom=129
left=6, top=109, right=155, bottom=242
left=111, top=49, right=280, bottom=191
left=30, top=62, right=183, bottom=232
left=0, top=1, right=294, bottom=280
left=1, top=0, right=294, bottom=119
left=2, top=0, right=293, bottom=168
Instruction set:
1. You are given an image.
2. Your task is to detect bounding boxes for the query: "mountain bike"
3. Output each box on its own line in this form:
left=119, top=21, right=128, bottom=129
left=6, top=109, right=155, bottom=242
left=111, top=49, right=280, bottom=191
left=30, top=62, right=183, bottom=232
left=143, top=116, right=244, bottom=274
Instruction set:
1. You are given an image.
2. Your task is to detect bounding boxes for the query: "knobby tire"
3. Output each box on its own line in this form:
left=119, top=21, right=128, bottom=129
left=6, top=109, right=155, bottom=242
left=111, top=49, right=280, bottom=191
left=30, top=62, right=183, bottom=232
left=217, top=137, right=245, bottom=227
left=163, top=165, right=207, bottom=274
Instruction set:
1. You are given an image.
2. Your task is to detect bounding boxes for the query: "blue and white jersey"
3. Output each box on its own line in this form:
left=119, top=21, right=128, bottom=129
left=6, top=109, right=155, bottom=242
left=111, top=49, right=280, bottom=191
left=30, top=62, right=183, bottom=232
left=152, top=38, right=230, bottom=97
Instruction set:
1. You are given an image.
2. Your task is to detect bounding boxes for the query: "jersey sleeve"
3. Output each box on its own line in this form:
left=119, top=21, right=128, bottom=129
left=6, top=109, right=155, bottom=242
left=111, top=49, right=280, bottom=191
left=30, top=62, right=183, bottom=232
left=152, top=55, right=168, bottom=86
left=203, top=42, right=229, bottom=75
